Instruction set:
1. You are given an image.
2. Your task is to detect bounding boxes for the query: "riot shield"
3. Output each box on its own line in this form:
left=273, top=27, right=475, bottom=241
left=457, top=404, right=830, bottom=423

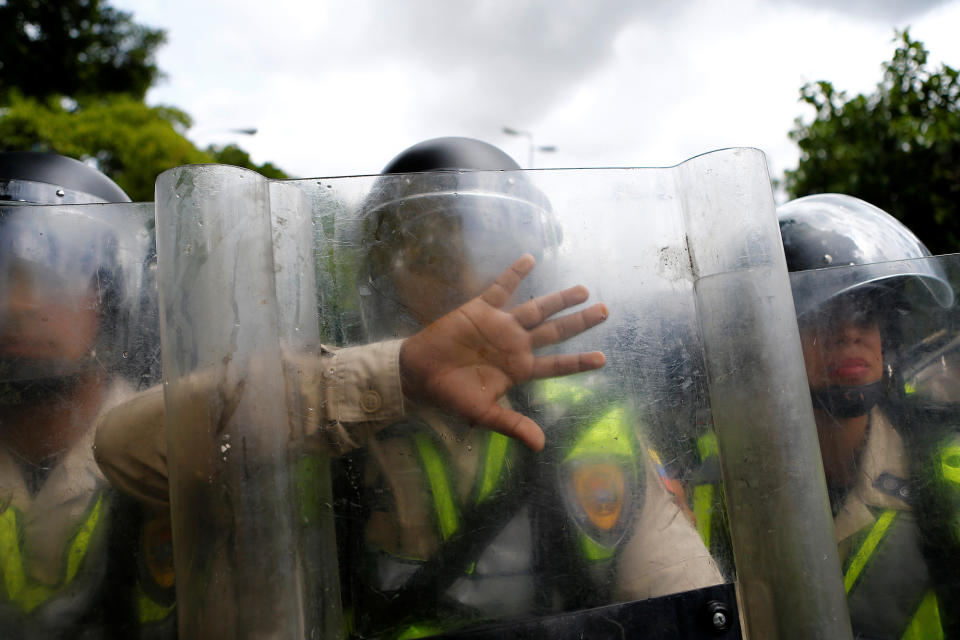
left=0, top=201, right=164, bottom=637
left=154, top=149, right=849, bottom=639
left=789, top=253, right=960, bottom=639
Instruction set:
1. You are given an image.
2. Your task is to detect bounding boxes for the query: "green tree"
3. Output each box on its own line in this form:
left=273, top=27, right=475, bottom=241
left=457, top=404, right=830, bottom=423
left=0, top=93, right=209, bottom=200
left=0, top=94, right=287, bottom=200
left=784, top=31, right=960, bottom=254
left=208, top=144, right=289, bottom=180
left=0, top=0, right=290, bottom=194
left=0, top=0, right=165, bottom=101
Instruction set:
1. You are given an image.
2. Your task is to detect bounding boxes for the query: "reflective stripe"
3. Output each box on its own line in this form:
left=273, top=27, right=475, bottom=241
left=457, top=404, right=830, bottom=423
left=137, top=583, right=176, bottom=623
left=414, top=431, right=460, bottom=540
left=477, top=432, right=510, bottom=503
left=0, top=491, right=105, bottom=613
left=397, top=622, right=445, bottom=639
left=65, top=492, right=103, bottom=583
left=939, top=440, right=960, bottom=485
left=844, top=509, right=898, bottom=593
left=565, top=406, right=634, bottom=462
left=537, top=378, right=594, bottom=406
left=414, top=427, right=512, bottom=540
left=900, top=590, right=943, bottom=640
left=697, top=432, right=719, bottom=461
left=692, top=484, right=715, bottom=549
left=578, top=530, right=614, bottom=561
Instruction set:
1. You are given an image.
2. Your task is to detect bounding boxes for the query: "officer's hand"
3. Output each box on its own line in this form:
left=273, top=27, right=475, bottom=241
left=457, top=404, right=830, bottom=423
left=399, top=254, right=607, bottom=451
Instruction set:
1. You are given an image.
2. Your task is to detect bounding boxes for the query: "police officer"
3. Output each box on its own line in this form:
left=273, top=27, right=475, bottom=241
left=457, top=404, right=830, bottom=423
left=0, top=151, right=156, bottom=637
left=338, top=137, right=722, bottom=638
left=90, top=146, right=612, bottom=638
left=779, top=193, right=959, bottom=639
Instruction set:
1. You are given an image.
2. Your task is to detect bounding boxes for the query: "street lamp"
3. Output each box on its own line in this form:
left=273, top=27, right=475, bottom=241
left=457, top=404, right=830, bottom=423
left=190, top=126, right=259, bottom=145
left=502, top=126, right=557, bottom=168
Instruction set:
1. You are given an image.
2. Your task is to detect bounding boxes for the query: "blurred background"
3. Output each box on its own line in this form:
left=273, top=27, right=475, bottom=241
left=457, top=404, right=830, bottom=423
left=2, top=0, right=959, bottom=251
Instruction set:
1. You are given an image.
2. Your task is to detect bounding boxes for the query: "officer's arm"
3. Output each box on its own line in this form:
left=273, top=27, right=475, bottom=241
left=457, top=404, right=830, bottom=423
left=95, top=255, right=607, bottom=501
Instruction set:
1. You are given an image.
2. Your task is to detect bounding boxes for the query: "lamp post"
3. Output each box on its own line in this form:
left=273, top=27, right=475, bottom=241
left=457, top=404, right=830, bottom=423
left=190, top=126, right=259, bottom=146
left=502, top=126, right=556, bottom=168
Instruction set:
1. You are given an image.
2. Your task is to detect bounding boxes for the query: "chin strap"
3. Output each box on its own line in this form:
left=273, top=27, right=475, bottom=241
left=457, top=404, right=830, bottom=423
left=811, top=381, right=884, bottom=420
left=0, top=374, right=84, bottom=407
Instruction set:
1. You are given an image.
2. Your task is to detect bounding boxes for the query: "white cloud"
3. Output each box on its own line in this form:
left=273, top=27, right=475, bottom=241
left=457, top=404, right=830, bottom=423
left=117, top=0, right=960, bottom=182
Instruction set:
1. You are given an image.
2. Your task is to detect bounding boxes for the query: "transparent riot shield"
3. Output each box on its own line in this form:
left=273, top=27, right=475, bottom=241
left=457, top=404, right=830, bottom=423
left=154, top=149, right=849, bottom=639
left=789, top=254, right=960, bottom=639
left=0, top=201, right=164, bottom=638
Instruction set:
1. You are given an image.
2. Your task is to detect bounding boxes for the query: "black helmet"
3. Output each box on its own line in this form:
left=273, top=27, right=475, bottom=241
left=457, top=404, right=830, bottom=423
left=778, top=194, right=954, bottom=417
left=779, top=194, right=952, bottom=319
left=0, top=151, right=131, bottom=204
left=381, top=136, right=523, bottom=174
left=357, top=137, right=561, bottom=339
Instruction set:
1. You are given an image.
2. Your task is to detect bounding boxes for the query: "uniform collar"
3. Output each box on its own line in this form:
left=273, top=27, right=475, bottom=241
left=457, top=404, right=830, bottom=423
left=0, top=381, right=131, bottom=584
left=833, top=407, right=910, bottom=543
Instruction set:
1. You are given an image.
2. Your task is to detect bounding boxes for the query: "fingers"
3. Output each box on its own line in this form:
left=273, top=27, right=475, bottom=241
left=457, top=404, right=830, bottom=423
left=480, top=254, right=535, bottom=309
left=531, top=351, right=606, bottom=380
left=477, top=403, right=546, bottom=451
left=530, top=302, right=609, bottom=349
left=512, top=285, right=589, bottom=329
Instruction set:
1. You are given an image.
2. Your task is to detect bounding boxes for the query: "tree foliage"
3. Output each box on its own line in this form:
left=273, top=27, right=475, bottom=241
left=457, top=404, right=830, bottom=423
left=0, top=94, right=288, bottom=201
left=784, top=31, right=960, bottom=254
left=0, top=0, right=165, bottom=101
left=208, top=144, right=289, bottom=181
left=0, top=0, right=289, bottom=196
left=0, top=93, right=208, bottom=200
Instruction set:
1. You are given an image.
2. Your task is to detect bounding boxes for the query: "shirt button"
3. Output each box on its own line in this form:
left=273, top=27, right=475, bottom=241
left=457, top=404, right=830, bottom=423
left=360, top=390, right=382, bottom=413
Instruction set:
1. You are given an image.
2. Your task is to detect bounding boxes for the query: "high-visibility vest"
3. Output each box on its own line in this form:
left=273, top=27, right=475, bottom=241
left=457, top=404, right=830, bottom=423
left=373, top=380, right=643, bottom=639
left=350, top=425, right=518, bottom=639
left=410, top=426, right=515, bottom=545
left=844, top=508, right=943, bottom=639
left=0, top=490, right=106, bottom=614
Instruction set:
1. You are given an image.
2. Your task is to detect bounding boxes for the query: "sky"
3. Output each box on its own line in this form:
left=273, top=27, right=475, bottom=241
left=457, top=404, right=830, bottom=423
left=116, top=0, right=960, bottom=199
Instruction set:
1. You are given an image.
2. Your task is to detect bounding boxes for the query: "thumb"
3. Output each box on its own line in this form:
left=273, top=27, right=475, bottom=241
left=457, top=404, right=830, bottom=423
left=477, top=403, right=546, bottom=451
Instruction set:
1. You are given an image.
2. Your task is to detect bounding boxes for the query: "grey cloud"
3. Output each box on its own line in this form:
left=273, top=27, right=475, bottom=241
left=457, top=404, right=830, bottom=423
left=768, top=0, right=954, bottom=21
left=352, top=1, right=679, bottom=131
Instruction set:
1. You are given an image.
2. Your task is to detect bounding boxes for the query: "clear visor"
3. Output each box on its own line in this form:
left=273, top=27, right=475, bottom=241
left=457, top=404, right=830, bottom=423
left=0, top=206, right=120, bottom=303
left=0, top=178, right=110, bottom=205
left=0, top=203, right=155, bottom=383
left=790, top=255, right=954, bottom=321
left=361, top=191, right=561, bottom=331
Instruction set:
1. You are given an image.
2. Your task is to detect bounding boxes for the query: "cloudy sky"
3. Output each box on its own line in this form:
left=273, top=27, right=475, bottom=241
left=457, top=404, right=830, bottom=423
left=116, top=0, right=960, bottom=198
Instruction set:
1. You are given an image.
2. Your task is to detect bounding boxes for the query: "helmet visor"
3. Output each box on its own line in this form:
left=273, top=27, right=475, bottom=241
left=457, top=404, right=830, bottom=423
left=363, top=191, right=560, bottom=327
left=0, top=178, right=111, bottom=205
left=0, top=203, right=153, bottom=382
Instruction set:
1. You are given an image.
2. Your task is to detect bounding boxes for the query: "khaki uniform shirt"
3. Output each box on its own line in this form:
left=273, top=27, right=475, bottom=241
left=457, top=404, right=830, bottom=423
left=615, top=460, right=724, bottom=600
left=834, top=408, right=911, bottom=562
left=1, top=383, right=131, bottom=587
left=0, top=383, right=132, bottom=637
left=94, top=340, right=721, bottom=614
left=94, top=340, right=406, bottom=510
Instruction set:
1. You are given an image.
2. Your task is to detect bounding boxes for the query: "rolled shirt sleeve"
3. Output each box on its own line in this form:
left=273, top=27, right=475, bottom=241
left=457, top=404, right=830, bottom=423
left=319, top=339, right=405, bottom=424
left=95, top=340, right=408, bottom=507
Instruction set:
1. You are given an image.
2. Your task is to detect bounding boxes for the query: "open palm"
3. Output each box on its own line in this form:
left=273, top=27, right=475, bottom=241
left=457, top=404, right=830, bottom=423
left=399, top=254, right=607, bottom=450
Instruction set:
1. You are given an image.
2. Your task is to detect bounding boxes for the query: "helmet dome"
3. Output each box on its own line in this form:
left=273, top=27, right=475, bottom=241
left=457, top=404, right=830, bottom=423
left=778, top=194, right=953, bottom=318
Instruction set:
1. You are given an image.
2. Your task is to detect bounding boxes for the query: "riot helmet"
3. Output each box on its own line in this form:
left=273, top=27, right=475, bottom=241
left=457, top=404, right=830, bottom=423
left=0, top=151, right=131, bottom=205
left=0, top=153, right=150, bottom=391
left=358, top=137, right=562, bottom=339
left=778, top=194, right=954, bottom=417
